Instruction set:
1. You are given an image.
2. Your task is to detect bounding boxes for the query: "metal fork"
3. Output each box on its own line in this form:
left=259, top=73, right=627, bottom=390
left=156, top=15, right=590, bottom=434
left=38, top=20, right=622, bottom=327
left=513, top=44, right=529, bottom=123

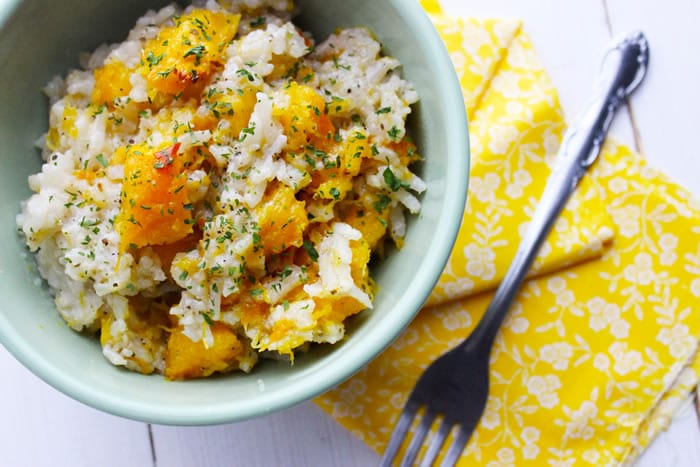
left=380, top=31, right=649, bottom=467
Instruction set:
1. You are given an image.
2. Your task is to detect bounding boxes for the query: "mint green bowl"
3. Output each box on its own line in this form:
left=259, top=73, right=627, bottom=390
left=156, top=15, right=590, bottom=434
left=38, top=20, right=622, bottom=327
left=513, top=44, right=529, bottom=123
left=0, top=0, right=469, bottom=425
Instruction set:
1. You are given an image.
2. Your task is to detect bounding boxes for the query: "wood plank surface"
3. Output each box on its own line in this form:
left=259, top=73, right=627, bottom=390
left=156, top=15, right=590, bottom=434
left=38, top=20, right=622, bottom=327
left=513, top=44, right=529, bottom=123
left=0, top=349, right=153, bottom=467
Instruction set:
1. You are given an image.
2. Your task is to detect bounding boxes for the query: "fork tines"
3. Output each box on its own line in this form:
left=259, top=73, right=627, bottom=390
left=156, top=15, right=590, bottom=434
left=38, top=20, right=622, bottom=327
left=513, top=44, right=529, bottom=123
left=380, top=401, right=470, bottom=467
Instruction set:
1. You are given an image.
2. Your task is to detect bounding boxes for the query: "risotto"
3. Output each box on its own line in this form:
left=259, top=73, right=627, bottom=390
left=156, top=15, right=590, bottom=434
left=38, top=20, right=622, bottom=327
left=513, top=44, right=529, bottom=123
left=16, top=0, right=423, bottom=379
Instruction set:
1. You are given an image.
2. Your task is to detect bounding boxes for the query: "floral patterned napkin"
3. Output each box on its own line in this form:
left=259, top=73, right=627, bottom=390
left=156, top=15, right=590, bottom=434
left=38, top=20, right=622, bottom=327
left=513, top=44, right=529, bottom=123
left=316, top=2, right=700, bottom=465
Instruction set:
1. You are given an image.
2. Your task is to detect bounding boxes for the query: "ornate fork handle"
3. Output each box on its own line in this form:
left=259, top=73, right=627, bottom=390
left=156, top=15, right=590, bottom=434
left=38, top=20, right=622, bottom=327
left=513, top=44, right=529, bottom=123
left=465, top=32, right=650, bottom=352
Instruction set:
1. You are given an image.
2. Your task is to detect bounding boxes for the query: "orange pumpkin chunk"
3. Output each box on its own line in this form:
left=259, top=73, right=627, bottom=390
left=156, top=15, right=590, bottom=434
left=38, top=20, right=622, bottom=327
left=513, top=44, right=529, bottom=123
left=200, top=86, right=258, bottom=137
left=165, top=323, right=245, bottom=380
left=114, top=142, right=193, bottom=250
left=337, top=201, right=389, bottom=250
left=274, top=82, right=335, bottom=151
left=92, top=61, right=133, bottom=107
left=138, top=9, right=241, bottom=100
left=256, top=183, right=309, bottom=254
left=313, top=296, right=367, bottom=324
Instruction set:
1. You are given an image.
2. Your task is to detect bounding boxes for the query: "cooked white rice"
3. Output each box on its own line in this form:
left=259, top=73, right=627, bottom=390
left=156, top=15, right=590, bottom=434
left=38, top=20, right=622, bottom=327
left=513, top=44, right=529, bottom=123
left=17, top=0, right=423, bottom=378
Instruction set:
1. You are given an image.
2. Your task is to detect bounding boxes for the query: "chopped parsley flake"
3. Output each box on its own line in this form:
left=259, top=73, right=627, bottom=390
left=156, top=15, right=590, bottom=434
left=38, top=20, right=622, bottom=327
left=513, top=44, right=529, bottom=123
left=92, top=104, right=107, bottom=117
left=303, top=240, right=319, bottom=262
left=279, top=266, right=292, bottom=279
left=250, top=16, right=266, bottom=27
left=373, top=194, right=392, bottom=212
left=332, top=55, right=351, bottom=71
left=236, top=68, right=256, bottom=82
left=96, top=154, right=109, bottom=168
left=202, top=311, right=214, bottom=326
left=239, top=123, right=256, bottom=141
left=146, top=51, right=165, bottom=67
left=183, top=45, right=206, bottom=65
left=388, top=126, right=401, bottom=141
left=383, top=167, right=410, bottom=192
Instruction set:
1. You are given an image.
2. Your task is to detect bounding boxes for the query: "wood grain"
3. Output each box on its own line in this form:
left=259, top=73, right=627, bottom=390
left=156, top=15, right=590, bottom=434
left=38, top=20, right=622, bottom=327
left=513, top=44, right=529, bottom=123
left=0, top=349, right=153, bottom=467
left=605, top=0, right=700, bottom=191
left=151, top=403, right=377, bottom=467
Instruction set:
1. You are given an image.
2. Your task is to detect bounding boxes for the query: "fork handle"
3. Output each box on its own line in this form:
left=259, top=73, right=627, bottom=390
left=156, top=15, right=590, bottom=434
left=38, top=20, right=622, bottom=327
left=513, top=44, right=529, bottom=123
left=464, top=32, right=649, bottom=352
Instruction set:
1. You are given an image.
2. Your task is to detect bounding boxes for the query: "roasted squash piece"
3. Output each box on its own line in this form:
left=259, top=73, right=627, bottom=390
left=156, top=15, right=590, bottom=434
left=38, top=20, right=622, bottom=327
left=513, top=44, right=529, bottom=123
left=114, top=142, right=194, bottom=250
left=92, top=60, right=133, bottom=107
left=165, top=323, right=245, bottom=380
left=138, top=9, right=241, bottom=102
left=274, top=82, right=335, bottom=152
left=256, top=182, right=309, bottom=254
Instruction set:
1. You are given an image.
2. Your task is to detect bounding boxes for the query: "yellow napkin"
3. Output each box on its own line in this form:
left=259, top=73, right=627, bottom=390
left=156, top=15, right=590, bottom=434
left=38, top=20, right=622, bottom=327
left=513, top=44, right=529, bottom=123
left=316, top=3, right=700, bottom=466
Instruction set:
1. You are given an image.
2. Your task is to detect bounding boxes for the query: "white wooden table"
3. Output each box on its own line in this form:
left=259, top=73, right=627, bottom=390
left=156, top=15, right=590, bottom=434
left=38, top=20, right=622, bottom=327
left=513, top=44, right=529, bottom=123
left=2, top=1, right=700, bottom=466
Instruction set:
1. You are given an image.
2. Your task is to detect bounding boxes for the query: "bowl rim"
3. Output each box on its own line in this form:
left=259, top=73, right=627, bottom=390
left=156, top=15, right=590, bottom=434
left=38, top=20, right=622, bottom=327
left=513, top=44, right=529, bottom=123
left=0, top=0, right=16, bottom=31
left=0, top=0, right=470, bottom=425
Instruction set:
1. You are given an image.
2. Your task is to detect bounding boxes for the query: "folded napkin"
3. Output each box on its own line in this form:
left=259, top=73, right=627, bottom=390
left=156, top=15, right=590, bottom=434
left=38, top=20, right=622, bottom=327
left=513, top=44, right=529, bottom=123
left=316, top=2, right=700, bottom=465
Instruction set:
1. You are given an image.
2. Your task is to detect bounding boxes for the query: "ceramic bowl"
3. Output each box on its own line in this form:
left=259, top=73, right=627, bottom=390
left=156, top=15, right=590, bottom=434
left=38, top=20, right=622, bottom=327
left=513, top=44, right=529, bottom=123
left=0, top=0, right=469, bottom=424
